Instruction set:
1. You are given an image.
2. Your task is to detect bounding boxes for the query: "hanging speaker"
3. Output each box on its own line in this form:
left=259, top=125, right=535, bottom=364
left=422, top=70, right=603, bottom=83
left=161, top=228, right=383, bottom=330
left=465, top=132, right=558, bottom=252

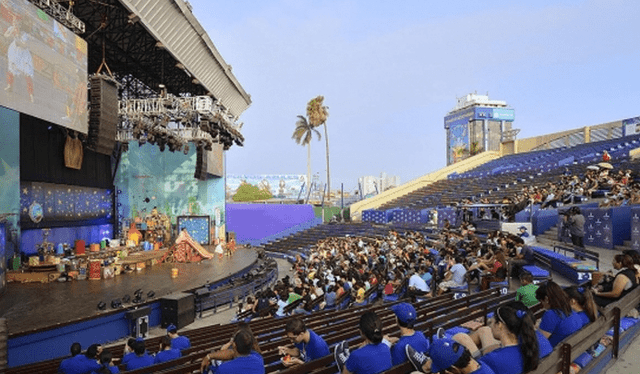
left=88, top=76, right=118, bottom=155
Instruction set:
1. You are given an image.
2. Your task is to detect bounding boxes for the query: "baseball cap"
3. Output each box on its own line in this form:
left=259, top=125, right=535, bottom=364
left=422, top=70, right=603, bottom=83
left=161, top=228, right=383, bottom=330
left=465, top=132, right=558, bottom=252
left=429, top=338, right=465, bottom=373
left=166, top=324, right=177, bottom=333
left=390, top=302, right=417, bottom=325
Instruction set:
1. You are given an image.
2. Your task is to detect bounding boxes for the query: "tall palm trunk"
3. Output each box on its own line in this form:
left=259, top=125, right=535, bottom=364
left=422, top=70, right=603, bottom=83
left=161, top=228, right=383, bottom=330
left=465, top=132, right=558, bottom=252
left=323, top=123, right=330, bottom=202
left=306, top=141, right=311, bottom=195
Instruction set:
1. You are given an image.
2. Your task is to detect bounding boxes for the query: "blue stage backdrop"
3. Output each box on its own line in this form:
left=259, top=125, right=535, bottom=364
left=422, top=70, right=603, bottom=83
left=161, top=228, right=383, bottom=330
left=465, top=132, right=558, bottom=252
left=583, top=207, right=630, bottom=249
left=177, top=216, right=210, bottom=245
left=437, top=208, right=457, bottom=228
left=21, top=224, right=113, bottom=255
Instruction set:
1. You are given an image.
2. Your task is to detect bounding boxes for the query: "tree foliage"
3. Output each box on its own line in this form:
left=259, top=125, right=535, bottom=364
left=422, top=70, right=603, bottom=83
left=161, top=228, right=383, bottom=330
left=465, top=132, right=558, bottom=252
left=232, top=182, right=273, bottom=202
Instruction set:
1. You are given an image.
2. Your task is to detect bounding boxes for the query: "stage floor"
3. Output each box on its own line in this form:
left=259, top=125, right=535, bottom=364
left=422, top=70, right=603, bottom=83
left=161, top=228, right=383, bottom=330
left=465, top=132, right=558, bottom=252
left=0, top=247, right=257, bottom=335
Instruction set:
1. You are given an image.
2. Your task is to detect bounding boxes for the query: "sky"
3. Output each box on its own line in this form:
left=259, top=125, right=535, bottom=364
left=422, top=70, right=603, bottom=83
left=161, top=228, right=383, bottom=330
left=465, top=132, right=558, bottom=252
left=188, top=0, right=640, bottom=193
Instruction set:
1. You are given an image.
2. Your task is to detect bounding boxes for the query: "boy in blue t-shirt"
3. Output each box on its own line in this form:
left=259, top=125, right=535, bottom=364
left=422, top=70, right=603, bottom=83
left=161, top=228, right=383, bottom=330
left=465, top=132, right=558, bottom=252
left=278, top=318, right=330, bottom=366
left=125, top=339, right=154, bottom=371
left=167, top=324, right=191, bottom=351
left=210, top=329, right=265, bottom=374
left=155, top=336, right=182, bottom=364
left=60, top=344, right=102, bottom=374
left=406, top=338, right=495, bottom=374
left=385, top=302, right=430, bottom=366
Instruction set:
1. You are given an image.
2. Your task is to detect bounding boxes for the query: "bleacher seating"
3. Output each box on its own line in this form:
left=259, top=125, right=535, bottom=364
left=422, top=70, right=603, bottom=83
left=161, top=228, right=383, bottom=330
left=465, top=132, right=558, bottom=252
left=531, top=246, right=598, bottom=284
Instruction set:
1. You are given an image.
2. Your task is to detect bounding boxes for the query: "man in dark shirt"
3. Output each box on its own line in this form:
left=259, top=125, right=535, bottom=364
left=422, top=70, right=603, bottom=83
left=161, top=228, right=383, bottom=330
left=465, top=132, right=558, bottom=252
left=566, top=207, right=585, bottom=259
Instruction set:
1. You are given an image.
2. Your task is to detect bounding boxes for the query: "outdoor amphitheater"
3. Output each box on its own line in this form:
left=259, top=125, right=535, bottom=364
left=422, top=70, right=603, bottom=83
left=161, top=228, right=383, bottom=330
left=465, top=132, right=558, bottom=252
left=0, top=1, right=639, bottom=374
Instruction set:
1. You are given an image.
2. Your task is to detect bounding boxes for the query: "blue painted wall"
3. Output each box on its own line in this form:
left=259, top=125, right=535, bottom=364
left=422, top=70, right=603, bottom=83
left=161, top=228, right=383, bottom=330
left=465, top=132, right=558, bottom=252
left=21, top=224, right=113, bottom=255
left=0, top=105, right=20, bottom=292
left=226, top=204, right=316, bottom=243
left=115, top=141, right=226, bottom=239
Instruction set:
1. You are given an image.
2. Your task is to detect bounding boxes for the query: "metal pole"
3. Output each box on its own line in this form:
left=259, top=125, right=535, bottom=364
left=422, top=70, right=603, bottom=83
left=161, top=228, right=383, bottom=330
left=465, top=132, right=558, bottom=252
left=341, top=183, right=344, bottom=209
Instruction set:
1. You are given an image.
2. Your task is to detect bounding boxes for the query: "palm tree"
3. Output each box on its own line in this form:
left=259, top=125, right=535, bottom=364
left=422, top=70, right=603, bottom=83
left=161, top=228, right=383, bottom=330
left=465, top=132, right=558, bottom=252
left=292, top=115, right=321, bottom=196
left=306, top=96, right=330, bottom=200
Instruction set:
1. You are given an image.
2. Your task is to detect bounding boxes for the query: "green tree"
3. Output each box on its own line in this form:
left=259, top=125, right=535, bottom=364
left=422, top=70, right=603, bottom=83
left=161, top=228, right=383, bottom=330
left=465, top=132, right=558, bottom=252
left=307, top=96, right=330, bottom=200
left=292, top=115, right=322, bottom=194
left=232, top=183, right=273, bottom=202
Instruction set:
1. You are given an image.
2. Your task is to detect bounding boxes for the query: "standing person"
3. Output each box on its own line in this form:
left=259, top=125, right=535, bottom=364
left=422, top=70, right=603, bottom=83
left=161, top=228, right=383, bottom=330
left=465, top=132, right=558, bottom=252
left=167, top=324, right=191, bottom=351
left=277, top=318, right=330, bottom=367
left=384, top=302, right=430, bottom=366
left=334, top=311, right=392, bottom=374
left=565, top=207, right=585, bottom=259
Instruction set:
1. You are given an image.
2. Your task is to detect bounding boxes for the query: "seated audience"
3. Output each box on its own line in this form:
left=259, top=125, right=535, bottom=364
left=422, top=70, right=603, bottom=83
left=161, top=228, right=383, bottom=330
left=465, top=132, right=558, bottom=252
left=167, top=324, right=191, bottom=351
left=92, top=351, right=119, bottom=374
left=535, top=282, right=584, bottom=347
left=593, top=254, right=639, bottom=307
left=278, top=318, right=330, bottom=366
left=154, top=335, right=181, bottom=364
left=383, top=302, right=429, bottom=366
left=125, top=339, right=154, bottom=371
left=515, top=273, right=539, bottom=308
left=406, top=337, right=496, bottom=374
left=334, top=311, right=392, bottom=374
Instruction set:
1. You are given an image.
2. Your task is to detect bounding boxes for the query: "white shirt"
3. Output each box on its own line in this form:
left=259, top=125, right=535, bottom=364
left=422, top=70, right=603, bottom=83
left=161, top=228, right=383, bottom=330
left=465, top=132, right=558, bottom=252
left=409, top=273, right=429, bottom=292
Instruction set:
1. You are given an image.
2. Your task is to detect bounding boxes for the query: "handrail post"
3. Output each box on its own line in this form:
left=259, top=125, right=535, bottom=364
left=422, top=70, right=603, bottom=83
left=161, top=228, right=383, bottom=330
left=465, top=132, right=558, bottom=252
left=613, top=307, right=621, bottom=359
left=560, top=343, right=572, bottom=374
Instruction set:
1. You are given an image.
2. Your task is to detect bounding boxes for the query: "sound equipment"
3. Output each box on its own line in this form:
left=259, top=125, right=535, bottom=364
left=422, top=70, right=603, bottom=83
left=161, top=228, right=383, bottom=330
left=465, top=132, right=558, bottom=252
left=194, top=147, right=207, bottom=181
left=160, top=293, right=195, bottom=329
left=88, top=76, right=118, bottom=155
left=125, top=306, right=151, bottom=338
left=194, top=143, right=223, bottom=180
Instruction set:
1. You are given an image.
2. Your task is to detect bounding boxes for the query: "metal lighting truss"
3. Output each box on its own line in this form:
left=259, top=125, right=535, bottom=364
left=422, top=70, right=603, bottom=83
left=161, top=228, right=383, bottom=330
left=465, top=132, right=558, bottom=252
left=29, top=0, right=85, bottom=34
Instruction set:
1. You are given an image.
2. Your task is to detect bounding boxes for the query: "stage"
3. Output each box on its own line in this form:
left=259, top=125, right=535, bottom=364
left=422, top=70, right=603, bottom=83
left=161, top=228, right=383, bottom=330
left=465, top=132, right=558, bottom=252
left=0, top=247, right=258, bottom=336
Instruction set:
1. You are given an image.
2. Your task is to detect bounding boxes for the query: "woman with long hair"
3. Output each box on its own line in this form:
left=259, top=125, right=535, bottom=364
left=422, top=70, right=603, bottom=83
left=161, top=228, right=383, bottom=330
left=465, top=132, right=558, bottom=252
left=593, top=254, right=638, bottom=307
left=336, top=311, right=392, bottom=374
left=535, top=282, right=584, bottom=347
left=565, top=286, right=598, bottom=325
left=477, top=305, right=539, bottom=374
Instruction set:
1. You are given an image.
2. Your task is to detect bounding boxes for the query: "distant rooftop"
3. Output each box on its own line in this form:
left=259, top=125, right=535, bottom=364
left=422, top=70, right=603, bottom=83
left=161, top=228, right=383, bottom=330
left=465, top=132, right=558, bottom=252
left=450, top=93, right=508, bottom=112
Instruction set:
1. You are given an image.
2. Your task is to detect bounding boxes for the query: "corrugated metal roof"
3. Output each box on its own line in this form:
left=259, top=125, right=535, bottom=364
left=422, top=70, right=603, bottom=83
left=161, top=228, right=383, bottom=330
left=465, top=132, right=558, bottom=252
left=118, top=0, right=251, bottom=118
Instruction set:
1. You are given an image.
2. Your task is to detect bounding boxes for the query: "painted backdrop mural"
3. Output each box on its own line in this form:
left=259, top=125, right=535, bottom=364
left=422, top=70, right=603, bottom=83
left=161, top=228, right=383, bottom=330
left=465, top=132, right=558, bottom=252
left=115, top=141, right=225, bottom=239
left=0, top=106, right=20, bottom=260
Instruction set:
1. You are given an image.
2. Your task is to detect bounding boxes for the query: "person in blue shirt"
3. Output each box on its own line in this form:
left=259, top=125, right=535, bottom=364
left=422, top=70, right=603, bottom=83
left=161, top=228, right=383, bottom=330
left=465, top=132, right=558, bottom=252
left=58, top=342, right=82, bottom=374
left=60, top=343, right=102, bottom=374
left=167, top=324, right=191, bottom=351
left=278, top=318, right=330, bottom=367
left=406, top=337, right=496, bottom=374
left=206, top=328, right=265, bottom=374
left=535, top=282, right=584, bottom=347
left=565, top=286, right=598, bottom=326
left=91, top=350, right=120, bottom=374
left=121, top=338, right=137, bottom=367
left=200, top=324, right=263, bottom=373
left=336, top=311, right=392, bottom=374
left=477, top=305, right=539, bottom=374
left=384, top=302, right=430, bottom=366
left=154, top=335, right=182, bottom=364
left=125, top=339, right=154, bottom=371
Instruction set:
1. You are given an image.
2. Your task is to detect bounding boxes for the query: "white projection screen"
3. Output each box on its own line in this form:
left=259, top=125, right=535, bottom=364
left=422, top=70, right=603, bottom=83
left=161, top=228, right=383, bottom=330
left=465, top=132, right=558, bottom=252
left=0, top=0, right=88, bottom=133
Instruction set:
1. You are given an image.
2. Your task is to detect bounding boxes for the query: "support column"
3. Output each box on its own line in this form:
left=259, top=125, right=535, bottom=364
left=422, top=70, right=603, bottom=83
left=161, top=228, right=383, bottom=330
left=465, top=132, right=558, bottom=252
left=483, top=119, right=489, bottom=151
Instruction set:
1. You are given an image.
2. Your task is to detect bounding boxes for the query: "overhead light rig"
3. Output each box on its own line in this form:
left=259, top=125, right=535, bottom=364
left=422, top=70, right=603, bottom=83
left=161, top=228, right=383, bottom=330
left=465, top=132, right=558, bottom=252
left=29, top=0, right=85, bottom=34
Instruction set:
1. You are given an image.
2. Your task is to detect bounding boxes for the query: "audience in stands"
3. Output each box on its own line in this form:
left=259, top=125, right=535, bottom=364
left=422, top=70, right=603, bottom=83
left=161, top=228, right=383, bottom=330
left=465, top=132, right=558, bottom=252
left=437, top=256, right=467, bottom=295
left=205, top=327, right=265, bottom=374
left=121, top=338, right=137, bottom=367
left=593, top=254, right=639, bottom=307
left=58, top=343, right=102, bottom=374
left=125, top=339, right=154, bottom=371
left=515, top=273, right=539, bottom=308
left=154, top=335, right=181, bottom=364
left=278, top=318, right=330, bottom=367
left=535, top=282, right=584, bottom=347
left=384, top=302, right=430, bottom=366
left=407, top=337, right=496, bottom=374
left=201, top=324, right=262, bottom=373
left=335, top=311, right=392, bottom=374
left=92, top=350, right=119, bottom=374
left=565, top=286, right=598, bottom=325
left=167, top=324, right=191, bottom=351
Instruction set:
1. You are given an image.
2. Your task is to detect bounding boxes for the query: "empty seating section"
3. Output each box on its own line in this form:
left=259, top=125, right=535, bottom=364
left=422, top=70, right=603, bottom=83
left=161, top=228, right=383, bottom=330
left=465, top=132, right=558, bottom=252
left=531, top=246, right=598, bottom=284
left=379, top=134, right=640, bottom=211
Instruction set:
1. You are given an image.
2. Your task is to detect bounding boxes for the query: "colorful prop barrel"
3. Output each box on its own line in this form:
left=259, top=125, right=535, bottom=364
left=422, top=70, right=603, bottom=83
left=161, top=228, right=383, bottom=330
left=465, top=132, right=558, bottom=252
left=88, top=260, right=101, bottom=280
left=142, top=242, right=152, bottom=251
left=75, top=240, right=86, bottom=255
left=154, top=242, right=160, bottom=251
left=90, top=243, right=100, bottom=252
left=56, top=263, right=66, bottom=273
left=100, top=240, right=107, bottom=249
left=171, top=268, right=179, bottom=278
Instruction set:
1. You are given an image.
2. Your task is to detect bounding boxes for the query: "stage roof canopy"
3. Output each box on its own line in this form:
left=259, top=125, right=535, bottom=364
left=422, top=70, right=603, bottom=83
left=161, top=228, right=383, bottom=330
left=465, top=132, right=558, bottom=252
left=72, top=0, right=251, bottom=118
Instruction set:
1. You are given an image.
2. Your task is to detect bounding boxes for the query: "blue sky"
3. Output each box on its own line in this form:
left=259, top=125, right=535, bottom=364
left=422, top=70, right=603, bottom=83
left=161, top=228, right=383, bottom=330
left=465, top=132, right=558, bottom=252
left=189, top=0, right=640, bottom=193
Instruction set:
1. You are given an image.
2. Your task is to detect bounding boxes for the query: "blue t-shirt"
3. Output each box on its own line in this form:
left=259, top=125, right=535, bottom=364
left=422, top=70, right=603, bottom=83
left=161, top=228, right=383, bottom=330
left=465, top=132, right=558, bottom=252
left=214, top=351, right=265, bottom=374
left=154, top=348, right=182, bottom=364
left=539, top=309, right=584, bottom=347
left=536, top=331, right=553, bottom=358
left=345, top=342, right=392, bottom=374
left=125, top=354, right=155, bottom=371
left=479, top=345, right=523, bottom=374
left=294, top=330, right=330, bottom=362
left=59, top=355, right=102, bottom=374
left=171, top=335, right=191, bottom=351
left=121, top=352, right=136, bottom=366
left=91, top=366, right=120, bottom=374
left=471, top=363, right=497, bottom=374
left=391, top=331, right=430, bottom=366
left=325, top=292, right=337, bottom=307
left=576, top=311, right=590, bottom=327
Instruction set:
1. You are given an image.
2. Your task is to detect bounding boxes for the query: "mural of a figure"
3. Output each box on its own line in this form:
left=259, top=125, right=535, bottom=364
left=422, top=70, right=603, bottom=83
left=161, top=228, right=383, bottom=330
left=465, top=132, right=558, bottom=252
left=5, top=17, right=34, bottom=102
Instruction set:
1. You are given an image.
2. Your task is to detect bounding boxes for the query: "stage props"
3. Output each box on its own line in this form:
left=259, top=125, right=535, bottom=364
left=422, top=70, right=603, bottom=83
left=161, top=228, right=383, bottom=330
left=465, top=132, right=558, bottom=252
left=162, top=229, right=213, bottom=263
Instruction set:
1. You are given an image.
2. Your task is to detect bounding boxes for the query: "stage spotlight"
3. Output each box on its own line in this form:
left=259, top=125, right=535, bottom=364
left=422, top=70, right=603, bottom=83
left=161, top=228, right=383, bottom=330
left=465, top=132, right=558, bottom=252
left=111, top=299, right=122, bottom=309
left=123, top=294, right=131, bottom=303
left=183, top=144, right=190, bottom=155
left=134, top=289, right=143, bottom=297
left=147, top=291, right=155, bottom=298
left=97, top=301, right=106, bottom=310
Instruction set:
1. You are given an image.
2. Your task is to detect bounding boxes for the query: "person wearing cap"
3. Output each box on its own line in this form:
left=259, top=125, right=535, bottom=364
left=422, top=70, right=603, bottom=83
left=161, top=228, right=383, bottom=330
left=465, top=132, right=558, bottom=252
left=167, top=324, right=191, bottom=351
left=277, top=318, right=330, bottom=367
left=384, top=302, right=430, bottom=366
left=406, top=337, right=495, bottom=374
left=517, top=226, right=529, bottom=238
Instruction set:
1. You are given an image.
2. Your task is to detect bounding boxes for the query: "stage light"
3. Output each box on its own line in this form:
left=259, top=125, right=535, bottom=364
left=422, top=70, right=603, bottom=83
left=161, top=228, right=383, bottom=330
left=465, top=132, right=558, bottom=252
left=134, top=289, right=143, bottom=297
left=147, top=291, right=155, bottom=298
left=111, top=299, right=122, bottom=309
left=123, top=294, right=131, bottom=303
left=97, top=301, right=106, bottom=310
